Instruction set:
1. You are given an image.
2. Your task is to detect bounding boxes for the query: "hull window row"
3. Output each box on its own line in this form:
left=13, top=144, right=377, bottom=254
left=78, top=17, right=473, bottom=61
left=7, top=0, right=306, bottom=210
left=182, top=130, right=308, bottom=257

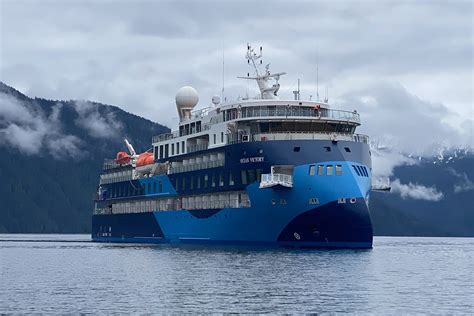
left=94, top=191, right=251, bottom=215
left=309, top=164, right=343, bottom=176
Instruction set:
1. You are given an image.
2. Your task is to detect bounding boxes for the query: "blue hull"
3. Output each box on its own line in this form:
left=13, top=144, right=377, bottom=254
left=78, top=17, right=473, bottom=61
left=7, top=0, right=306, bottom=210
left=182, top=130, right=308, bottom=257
left=92, top=140, right=373, bottom=249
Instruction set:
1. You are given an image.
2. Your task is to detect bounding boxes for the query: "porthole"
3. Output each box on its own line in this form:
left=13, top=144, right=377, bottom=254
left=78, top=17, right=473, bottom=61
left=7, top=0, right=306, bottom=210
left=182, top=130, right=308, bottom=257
left=271, top=199, right=276, bottom=205
left=294, top=232, right=301, bottom=240
left=338, top=197, right=346, bottom=204
left=293, top=147, right=300, bottom=152
left=350, top=197, right=357, bottom=204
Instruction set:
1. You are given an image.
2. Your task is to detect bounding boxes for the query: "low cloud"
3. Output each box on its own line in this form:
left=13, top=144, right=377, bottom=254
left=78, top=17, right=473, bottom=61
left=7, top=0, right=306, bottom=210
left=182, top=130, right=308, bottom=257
left=0, top=93, right=83, bottom=158
left=448, top=168, right=474, bottom=193
left=391, top=179, right=444, bottom=201
left=337, top=81, right=472, bottom=155
left=73, top=100, right=122, bottom=139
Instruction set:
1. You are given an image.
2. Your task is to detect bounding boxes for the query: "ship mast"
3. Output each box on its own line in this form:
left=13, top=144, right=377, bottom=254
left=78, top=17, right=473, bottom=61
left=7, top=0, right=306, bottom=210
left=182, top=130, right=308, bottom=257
left=238, top=44, right=286, bottom=99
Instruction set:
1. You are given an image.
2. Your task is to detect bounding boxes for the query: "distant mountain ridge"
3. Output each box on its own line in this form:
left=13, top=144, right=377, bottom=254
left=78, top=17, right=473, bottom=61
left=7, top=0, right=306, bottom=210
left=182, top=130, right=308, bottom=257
left=0, top=82, right=169, bottom=233
left=0, top=82, right=473, bottom=236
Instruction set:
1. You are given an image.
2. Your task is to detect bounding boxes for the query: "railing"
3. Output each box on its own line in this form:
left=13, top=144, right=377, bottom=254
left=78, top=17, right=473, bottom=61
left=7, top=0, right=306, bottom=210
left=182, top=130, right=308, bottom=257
left=228, top=132, right=369, bottom=144
left=169, top=158, right=225, bottom=174
left=103, top=159, right=122, bottom=171
left=152, top=106, right=360, bottom=144
left=237, top=106, right=360, bottom=124
left=186, top=143, right=209, bottom=154
left=260, top=173, right=293, bottom=188
left=182, top=198, right=251, bottom=210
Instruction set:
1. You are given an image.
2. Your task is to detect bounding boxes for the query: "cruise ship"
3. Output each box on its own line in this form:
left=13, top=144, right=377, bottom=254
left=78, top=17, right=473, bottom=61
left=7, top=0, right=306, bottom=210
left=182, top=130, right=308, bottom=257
left=92, top=45, right=375, bottom=248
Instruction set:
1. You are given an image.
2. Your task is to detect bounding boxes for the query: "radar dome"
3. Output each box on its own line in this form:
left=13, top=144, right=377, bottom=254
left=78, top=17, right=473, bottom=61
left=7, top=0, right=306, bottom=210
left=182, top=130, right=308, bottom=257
left=175, top=86, right=199, bottom=109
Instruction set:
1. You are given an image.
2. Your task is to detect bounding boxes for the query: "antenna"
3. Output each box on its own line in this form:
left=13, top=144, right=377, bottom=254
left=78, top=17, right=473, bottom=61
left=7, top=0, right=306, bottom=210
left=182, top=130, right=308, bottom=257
left=293, top=79, right=301, bottom=100
left=316, top=67, right=319, bottom=101
left=298, top=78, right=300, bottom=101
left=221, top=42, right=225, bottom=101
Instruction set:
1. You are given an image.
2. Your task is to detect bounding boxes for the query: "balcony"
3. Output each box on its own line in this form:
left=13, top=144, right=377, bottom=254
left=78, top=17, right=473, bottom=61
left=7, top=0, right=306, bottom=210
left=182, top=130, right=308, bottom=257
left=259, top=173, right=293, bottom=189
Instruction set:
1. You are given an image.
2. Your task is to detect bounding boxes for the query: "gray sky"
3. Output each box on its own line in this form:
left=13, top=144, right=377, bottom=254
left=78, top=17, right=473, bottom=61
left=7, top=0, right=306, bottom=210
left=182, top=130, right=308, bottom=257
left=1, top=0, right=473, bottom=152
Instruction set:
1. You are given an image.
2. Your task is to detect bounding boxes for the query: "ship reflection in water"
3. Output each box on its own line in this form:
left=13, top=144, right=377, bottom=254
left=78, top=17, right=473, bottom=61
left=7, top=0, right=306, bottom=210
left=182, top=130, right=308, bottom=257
left=0, top=235, right=472, bottom=314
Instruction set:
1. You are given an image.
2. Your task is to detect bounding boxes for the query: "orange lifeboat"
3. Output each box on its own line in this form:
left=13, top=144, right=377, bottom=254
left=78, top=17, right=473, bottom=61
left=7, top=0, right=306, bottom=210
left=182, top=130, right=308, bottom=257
left=136, top=152, right=154, bottom=167
left=115, top=151, right=131, bottom=165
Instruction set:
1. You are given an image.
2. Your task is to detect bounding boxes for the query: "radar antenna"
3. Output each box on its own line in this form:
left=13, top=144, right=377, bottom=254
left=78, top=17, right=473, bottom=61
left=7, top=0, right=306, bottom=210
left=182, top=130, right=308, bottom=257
left=237, top=43, right=286, bottom=99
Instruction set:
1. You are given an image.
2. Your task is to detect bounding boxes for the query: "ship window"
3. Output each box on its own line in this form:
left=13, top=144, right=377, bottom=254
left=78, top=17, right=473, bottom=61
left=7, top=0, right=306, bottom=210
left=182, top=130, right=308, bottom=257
left=171, top=144, right=174, bottom=155
left=159, top=181, right=163, bottom=193
left=352, top=165, right=361, bottom=176
left=309, top=198, right=319, bottom=205
left=256, top=169, right=263, bottom=183
left=213, top=134, right=216, bottom=144
left=175, top=178, right=179, bottom=190
left=159, top=145, right=164, bottom=159
left=182, top=178, right=186, bottom=190
left=258, top=148, right=263, bottom=154
left=336, top=165, right=343, bottom=176
left=204, top=174, right=208, bottom=188
left=241, top=170, right=248, bottom=185
left=164, top=144, right=169, bottom=158
left=326, top=165, right=333, bottom=176
left=153, top=182, right=157, bottom=193
left=182, top=141, right=185, bottom=153
left=221, top=132, right=224, bottom=143
left=176, top=142, right=180, bottom=154
left=197, top=176, right=201, bottom=189
left=242, top=149, right=246, bottom=155
left=317, top=165, right=324, bottom=176
left=293, top=146, right=300, bottom=152
left=190, top=176, right=194, bottom=189
left=247, top=169, right=257, bottom=183
left=229, top=172, right=234, bottom=185
left=280, top=199, right=287, bottom=205
left=344, top=147, right=351, bottom=153
left=212, top=174, right=216, bottom=187
left=324, top=146, right=331, bottom=152
left=309, top=165, right=316, bottom=176
left=154, top=146, right=158, bottom=160
left=219, top=173, right=224, bottom=186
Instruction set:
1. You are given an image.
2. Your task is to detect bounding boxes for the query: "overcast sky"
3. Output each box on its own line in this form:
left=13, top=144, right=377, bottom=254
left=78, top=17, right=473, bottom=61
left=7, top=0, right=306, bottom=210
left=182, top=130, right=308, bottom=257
left=0, top=0, right=472, bottom=152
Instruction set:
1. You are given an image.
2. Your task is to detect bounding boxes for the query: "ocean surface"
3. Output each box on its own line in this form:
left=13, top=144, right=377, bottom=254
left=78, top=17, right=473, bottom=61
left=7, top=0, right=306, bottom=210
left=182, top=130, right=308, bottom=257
left=0, top=235, right=472, bottom=314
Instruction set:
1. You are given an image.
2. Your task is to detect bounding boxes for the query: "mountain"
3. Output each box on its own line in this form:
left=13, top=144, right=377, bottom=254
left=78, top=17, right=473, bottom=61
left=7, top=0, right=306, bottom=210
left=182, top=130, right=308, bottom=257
left=370, top=153, right=474, bottom=236
left=0, top=82, right=472, bottom=236
left=0, top=82, right=169, bottom=233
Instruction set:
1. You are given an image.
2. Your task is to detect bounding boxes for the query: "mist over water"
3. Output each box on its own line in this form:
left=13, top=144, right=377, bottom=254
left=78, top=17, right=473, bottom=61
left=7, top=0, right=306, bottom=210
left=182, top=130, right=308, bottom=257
left=0, top=235, right=472, bottom=313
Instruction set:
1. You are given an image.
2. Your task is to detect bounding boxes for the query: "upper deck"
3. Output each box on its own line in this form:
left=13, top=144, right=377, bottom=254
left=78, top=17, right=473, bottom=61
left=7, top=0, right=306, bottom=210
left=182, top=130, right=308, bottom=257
left=153, top=100, right=360, bottom=143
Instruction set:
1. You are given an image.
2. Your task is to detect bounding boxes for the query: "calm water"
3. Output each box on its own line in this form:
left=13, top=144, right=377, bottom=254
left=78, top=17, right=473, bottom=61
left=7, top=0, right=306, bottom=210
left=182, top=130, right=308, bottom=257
left=0, top=235, right=472, bottom=314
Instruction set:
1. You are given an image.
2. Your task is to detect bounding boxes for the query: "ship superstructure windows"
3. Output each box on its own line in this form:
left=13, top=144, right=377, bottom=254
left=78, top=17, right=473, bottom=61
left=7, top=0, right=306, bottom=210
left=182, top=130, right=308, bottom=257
left=344, top=147, right=351, bottom=153
left=317, top=165, right=324, bottom=176
left=309, top=165, right=316, bottom=176
left=326, top=165, right=333, bottom=176
left=229, top=172, right=235, bottom=185
left=336, top=165, right=343, bottom=176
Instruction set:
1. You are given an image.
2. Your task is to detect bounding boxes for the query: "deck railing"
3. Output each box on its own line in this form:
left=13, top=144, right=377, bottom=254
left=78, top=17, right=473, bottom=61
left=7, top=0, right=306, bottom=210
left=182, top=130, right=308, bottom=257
left=228, top=132, right=369, bottom=144
left=152, top=107, right=361, bottom=143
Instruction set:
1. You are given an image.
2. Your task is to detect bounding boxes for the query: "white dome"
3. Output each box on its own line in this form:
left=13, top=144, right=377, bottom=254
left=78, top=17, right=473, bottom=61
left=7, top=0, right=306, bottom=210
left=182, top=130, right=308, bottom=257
left=175, top=86, right=199, bottom=110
